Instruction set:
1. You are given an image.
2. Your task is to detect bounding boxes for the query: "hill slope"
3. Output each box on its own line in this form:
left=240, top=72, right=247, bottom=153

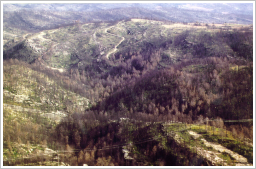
left=3, top=59, right=89, bottom=158
left=3, top=4, right=253, bottom=166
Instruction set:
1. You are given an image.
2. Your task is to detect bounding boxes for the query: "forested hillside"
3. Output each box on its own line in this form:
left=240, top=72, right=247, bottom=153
left=3, top=3, right=253, bottom=166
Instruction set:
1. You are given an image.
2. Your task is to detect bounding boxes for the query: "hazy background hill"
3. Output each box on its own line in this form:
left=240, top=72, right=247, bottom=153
left=3, top=3, right=253, bottom=15
left=3, top=3, right=253, bottom=34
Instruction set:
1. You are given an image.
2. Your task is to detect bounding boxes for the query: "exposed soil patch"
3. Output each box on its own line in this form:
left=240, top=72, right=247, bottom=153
left=188, top=130, right=252, bottom=166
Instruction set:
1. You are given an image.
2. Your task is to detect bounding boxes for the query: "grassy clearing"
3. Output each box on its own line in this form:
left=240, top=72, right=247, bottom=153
left=166, top=123, right=187, bottom=132
left=182, top=64, right=210, bottom=73
left=165, top=123, right=253, bottom=164
left=189, top=124, right=234, bottom=140
left=229, top=65, right=247, bottom=71
left=218, top=152, right=235, bottom=165
left=163, top=24, right=207, bottom=29
left=169, top=123, right=252, bottom=165
left=189, top=124, right=253, bottom=164
left=176, top=131, right=198, bottom=147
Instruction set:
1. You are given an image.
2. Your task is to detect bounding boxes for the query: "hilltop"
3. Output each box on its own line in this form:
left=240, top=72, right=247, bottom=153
left=3, top=3, right=253, bottom=38
left=4, top=19, right=253, bottom=68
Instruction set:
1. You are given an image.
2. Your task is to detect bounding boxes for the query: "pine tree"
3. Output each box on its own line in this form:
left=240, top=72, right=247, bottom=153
left=7, top=135, right=12, bottom=152
left=73, top=130, right=81, bottom=148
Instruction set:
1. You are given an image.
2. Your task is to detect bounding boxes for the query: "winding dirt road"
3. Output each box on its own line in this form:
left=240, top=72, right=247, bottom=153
left=104, top=25, right=125, bottom=59
left=105, top=36, right=125, bottom=59
left=24, top=29, right=65, bottom=73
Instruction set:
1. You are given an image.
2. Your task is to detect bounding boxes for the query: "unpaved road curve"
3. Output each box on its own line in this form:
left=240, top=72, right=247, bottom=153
left=46, top=65, right=65, bottom=73
left=104, top=25, right=125, bottom=59
left=24, top=29, right=65, bottom=73
left=41, top=60, right=65, bottom=73
left=105, top=36, right=125, bottom=59
left=36, top=31, right=50, bottom=42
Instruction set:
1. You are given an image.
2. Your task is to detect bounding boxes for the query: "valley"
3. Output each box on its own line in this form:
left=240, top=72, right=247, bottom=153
left=2, top=2, right=253, bottom=167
